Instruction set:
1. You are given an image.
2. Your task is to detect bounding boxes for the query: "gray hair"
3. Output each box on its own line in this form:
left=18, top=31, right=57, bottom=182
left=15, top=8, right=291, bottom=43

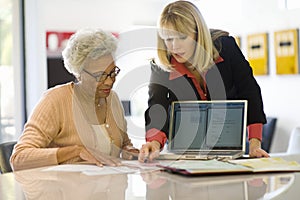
left=62, top=28, right=118, bottom=78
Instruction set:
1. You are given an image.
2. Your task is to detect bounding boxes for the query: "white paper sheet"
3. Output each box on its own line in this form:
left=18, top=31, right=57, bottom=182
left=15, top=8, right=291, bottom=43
left=41, top=160, right=164, bottom=176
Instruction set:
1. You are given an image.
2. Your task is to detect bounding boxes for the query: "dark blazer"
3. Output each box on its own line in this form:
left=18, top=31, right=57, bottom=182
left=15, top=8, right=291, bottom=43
left=145, top=36, right=266, bottom=137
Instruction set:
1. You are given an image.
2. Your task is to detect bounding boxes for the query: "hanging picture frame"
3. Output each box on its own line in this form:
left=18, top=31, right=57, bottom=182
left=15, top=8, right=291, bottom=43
left=247, top=33, right=269, bottom=75
left=274, top=29, right=299, bottom=75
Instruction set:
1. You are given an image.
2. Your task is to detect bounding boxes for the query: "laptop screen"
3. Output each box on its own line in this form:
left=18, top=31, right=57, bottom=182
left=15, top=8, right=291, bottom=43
left=168, top=101, right=247, bottom=152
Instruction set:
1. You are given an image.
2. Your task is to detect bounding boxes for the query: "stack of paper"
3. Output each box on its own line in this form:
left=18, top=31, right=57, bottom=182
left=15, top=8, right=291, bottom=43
left=229, top=157, right=300, bottom=172
left=157, top=157, right=300, bottom=176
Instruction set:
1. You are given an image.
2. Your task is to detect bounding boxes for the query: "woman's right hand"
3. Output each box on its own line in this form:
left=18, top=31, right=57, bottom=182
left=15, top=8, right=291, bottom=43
left=79, top=147, right=121, bottom=167
left=57, top=145, right=121, bottom=167
left=78, top=147, right=103, bottom=167
left=138, top=141, right=161, bottom=163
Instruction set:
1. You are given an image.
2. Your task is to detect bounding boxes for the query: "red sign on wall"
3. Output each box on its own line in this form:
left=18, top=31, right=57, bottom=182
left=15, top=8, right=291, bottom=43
left=46, top=31, right=119, bottom=57
left=46, top=31, right=74, bottom=53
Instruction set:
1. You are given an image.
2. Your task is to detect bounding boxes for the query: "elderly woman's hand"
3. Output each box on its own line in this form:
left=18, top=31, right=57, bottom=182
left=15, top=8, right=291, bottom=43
left=249, top=138, right=270, bottom=158
left=79, top=146, right=121, bottom=167
left=57, top=145, right=121, bottom=167
left=121, top=145, right=140, bottom=160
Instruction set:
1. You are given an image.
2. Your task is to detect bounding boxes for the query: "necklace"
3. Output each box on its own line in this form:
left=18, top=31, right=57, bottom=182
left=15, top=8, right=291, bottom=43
left=97, top=98, right=106, bottom=107
left=96, top=98, right=107, bottom=125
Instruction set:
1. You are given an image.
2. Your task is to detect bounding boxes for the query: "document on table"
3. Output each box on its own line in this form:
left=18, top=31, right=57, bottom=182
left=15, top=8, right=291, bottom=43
left=229, top=157, right=300, bottom=172
left=121, top=160, right=168, bottom=171
left=157, top=159, right=251, bottom=175
left=157, top=157, right=300, bottom=176
left=43, top=164, right=139, bottom=175
left=42, top=160, right=162, bottom=176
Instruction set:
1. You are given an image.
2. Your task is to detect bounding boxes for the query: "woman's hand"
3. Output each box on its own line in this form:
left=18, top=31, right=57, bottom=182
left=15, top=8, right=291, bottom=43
left=121, top=145, right=140, bottom=160
left=80, top=148, right=122, bottom=167
left=57, top=145, right=121, bottom=167
left=138, top=141, right=161, bottom=163
left=57, top=145, right=89, bottom=165
left=249, top=138, right=270, bottom=158
left=79, top=147, right=104, bottom=167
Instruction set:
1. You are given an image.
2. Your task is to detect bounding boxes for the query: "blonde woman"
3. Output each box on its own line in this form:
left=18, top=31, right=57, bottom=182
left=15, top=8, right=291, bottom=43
left=139, top=0, right=268, bottom=162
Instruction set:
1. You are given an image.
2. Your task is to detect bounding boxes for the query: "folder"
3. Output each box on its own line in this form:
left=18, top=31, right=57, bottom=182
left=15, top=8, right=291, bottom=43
left=157, top=157, right=300, bottom=176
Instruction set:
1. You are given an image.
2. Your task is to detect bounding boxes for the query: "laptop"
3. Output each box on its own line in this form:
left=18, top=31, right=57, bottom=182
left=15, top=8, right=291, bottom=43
left=158, top=100, right=248, bottom=160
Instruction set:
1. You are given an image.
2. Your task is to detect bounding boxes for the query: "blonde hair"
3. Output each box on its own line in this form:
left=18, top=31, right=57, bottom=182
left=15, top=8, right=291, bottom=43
left=62, top=28, right=117, bottom=78
left=157, top=0, right=228, bottom=73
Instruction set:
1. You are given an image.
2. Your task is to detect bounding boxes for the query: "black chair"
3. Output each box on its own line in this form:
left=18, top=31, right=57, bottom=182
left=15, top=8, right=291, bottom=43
left=0, top=141, right=17, bottom=173
left=245, top=117, right=277, bottom=154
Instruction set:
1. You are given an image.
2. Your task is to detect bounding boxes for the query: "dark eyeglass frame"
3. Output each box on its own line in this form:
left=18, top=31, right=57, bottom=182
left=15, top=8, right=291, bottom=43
left=82, top=66, right=120, bottom=82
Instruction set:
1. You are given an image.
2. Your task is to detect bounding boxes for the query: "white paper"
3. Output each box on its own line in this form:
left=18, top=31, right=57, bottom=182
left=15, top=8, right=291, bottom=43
left=42, top=163, right=142, bottom=176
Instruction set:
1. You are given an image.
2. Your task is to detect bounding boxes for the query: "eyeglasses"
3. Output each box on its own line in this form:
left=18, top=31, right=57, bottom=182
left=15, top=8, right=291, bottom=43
left=83, top=66, right=120, bottom=82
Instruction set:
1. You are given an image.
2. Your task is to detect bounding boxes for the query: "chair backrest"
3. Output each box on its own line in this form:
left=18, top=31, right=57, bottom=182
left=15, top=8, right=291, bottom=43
left=245, top=117, right=277, bottom=154
left=261, top=117, right=277, bottom=153
left=0, top=141, right=17, bottom=173
left=287, top=127, right=300, bottom=154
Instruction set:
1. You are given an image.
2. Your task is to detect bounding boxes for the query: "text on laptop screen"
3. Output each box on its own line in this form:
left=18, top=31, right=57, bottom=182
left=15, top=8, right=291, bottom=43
left=169, top=101, right=246, bottom=151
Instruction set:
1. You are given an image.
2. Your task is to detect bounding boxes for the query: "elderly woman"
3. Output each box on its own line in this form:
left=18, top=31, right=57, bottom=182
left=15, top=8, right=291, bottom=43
left=11, top=28, right=139, bottom=171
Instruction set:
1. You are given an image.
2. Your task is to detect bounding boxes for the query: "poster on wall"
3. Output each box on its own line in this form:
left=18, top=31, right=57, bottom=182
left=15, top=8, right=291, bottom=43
left=45, top=30, right=120, bottom=88
left=46, top=31, right=75, bottom=57
left=247, top=33, right=269, bottom=75
left=274, top=29, right=299, bottom=75
left=46, top=31, right=119, bottom=57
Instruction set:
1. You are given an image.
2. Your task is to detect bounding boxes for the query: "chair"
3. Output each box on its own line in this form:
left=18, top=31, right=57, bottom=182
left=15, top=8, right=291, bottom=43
left=245, top=117, right=277, bottom=154
left=261, top=117, right=277, bottom=152
left=287, top=127, right=300, bottom=154
left=0, top=141, right=17, bottom=173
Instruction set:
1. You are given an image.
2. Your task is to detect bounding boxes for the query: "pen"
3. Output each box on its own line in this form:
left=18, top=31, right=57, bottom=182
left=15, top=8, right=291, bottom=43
left=144, top=157, right=149, bottom=163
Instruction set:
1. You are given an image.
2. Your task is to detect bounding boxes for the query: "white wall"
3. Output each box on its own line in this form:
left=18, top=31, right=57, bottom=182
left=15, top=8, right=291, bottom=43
left=24, top=0, right=300, bottom=152
left=24, top=0, right=170, bottom=114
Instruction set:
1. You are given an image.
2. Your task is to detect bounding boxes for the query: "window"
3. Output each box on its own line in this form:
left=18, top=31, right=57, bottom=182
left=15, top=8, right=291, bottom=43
left=0, top=0, right=25, bottom=143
